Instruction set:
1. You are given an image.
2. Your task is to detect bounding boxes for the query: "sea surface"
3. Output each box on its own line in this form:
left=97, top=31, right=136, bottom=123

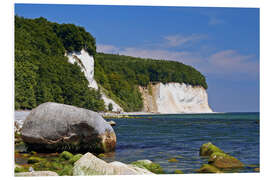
left=103, top=112, right=259, bottom=173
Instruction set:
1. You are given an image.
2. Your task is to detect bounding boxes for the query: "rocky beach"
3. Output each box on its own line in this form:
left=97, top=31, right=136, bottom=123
left=14, top=103, right=259, bottom=176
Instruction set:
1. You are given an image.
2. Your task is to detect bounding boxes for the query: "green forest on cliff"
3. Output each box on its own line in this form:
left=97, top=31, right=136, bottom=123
left=15, top=16, right=208, bottom=112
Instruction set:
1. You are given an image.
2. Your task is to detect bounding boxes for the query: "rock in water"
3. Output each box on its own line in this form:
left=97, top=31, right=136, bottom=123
left=208, top=152, right=244, bottom=169
left=21, top=102, right=116, bottom=153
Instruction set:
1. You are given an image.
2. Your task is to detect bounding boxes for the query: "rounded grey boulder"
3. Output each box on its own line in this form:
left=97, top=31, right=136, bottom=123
left=21, top=102, right=116, bottom=153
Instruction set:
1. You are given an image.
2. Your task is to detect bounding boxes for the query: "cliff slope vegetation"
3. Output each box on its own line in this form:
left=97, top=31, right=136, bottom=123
left=15, top=16, right=208, bottom=112
left=15, top=16, right=104, bottom=111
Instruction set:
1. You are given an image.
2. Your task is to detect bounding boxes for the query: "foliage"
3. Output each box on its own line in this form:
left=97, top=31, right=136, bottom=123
left=15, top=16, right=105, bottom=111
left=108, top=103, right=113, bottom=111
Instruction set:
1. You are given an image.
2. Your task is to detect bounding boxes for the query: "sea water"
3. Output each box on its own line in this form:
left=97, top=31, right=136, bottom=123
left=103, top=112, right=259, bottom=173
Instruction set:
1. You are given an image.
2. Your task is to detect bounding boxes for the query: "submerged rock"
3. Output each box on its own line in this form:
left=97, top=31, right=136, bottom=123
left=73, top=153, right=153, bottom=175
left=174, top=169, right=183, bottom=174
left=168, top=158, right=179, bottom=163
left=21, top=102, right=116, bottom=153
left=199, top=142, right=224, bottom=156
left=208, top=152, right=244, bottom=169
left=15, top=171, right=59, bottom=176
left=196, top=164, right=222, bottom=173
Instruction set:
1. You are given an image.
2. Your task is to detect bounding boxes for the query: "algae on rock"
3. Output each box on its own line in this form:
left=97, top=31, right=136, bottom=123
left=199, top=142, right=224, bottom=156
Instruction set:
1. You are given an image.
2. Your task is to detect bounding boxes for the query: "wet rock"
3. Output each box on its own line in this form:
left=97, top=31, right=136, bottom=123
left=14, top=164, right=28, bottom=173
left=15, top=171, right=59, bottom=176
left=73, top=153, right=153, bottom=175
left=98, top=153, right=105, bottom=158
left=196, top=164, right=222, bottom=173
left=69, top=154, right=83, bottom=164
left=108, top=120, right=116, bottom=126
left=200, top=142, right=224, bottom=156
left=254, top=167, right=260, bottom=172
left=21, top=102, right=116, bottom=153
left=131, top=159, right=164, bottom=174
left=60, top=151, right=73, bottom=160
left=208, top=152, right=244, bottom=169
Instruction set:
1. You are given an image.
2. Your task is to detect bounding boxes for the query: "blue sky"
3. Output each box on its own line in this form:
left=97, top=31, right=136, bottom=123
left=15, top=4, right=260, bottom=112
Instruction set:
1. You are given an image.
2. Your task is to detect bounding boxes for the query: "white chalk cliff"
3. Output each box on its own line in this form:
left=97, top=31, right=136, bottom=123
left=66, top=49, right=212, bottom=114
left=66, top=50, right=98, bottom=89
left=66, top=50, right=123, bottom=112
left=139, top=83, right=212, bottom=114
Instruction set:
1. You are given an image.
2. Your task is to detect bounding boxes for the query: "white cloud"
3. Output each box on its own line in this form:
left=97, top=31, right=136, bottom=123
left=208, top=16, right=225, bottom=25
left=96, top=44, right=120, bottom=54
left=164, top=34, right=206, bottom=47
left=207, top=50, right=259, bottom=76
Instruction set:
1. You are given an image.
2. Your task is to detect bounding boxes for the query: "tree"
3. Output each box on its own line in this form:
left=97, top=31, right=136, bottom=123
left=108, top=103, right=113, bottom=111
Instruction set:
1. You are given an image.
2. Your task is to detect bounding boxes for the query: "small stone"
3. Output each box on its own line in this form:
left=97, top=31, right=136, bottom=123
left=98, top=153, right=105, bottom=158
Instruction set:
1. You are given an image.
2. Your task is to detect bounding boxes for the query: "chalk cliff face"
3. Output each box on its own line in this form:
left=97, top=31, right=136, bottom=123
left=66, top=49, right=98, bottom=89
left=66, top=49, right=123, bottom=112
left=139, top=83, right=212, bottom=114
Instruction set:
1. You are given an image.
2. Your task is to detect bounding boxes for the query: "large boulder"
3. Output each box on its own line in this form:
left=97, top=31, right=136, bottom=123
left=21, top=102, right=116, bottom=153
left=73, top=153, right=154, bottom=175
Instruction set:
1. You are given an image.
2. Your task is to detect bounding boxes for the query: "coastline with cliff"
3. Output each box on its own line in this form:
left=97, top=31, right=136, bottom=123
left=13, top=4, right=260, bottom=177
